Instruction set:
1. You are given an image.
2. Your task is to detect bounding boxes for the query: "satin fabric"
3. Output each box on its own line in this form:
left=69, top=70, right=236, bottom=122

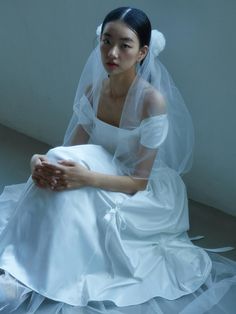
left=0, top=117, right=235, bottom=313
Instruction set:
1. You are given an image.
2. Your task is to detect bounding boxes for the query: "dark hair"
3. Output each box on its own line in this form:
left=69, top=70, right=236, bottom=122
left=101, top=7, right=151, bottom=48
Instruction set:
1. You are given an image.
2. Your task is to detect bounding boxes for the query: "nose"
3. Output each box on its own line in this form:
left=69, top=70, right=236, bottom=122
left=108, top=45, right=118, bottom=58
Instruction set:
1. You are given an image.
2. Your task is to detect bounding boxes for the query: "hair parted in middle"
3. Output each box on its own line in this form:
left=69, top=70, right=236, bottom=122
left=101, top=7, right=152, bottom=48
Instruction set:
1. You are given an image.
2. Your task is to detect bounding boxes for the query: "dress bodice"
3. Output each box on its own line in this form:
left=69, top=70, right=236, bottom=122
left=74, top=95, right=169, bottom=153
left=89, top=117, right=132, bottom=154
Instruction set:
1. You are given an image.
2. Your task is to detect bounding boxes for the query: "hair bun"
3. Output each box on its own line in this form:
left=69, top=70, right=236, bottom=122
left=150, top=30, right=166, bottom=57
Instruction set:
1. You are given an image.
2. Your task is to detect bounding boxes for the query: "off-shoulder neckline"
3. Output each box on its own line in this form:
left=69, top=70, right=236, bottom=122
left=81, top=94, right=167, bottom=129
left=95, top=115, right=120, bottom=129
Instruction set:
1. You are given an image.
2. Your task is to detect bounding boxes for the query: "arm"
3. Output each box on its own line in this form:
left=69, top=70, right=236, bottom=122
left=40, top=160, right=147, bottom=194
left=31, top=144, right=155, bottom=193
left=69, top=85, right=93, bottom=146
left=87, top=170, right=147, bottom=194
left=68, top=125, right=90, bottom=146
left=32, top=137, right=156, bottom=193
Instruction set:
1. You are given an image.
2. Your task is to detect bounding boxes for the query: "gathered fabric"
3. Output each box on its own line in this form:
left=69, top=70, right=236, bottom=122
left=0, top=120, right=235, bottom=313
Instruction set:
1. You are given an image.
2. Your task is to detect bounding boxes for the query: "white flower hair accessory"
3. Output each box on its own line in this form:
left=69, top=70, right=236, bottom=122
left=150, top=29, right=166, bottom=57
left=96, top=24, right=102, bottom=37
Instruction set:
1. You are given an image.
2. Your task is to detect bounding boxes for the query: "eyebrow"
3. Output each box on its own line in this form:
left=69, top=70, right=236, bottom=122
left=102, top=33, right=134, bottom=42
left=120, top=37, right=134, bottom=42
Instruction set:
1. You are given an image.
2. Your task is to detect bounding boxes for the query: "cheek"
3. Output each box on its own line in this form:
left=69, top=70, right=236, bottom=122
left=122, top=50, right=139, bottom=63
left=100, top=42, right=108, bottom=54
left=100, top=44, right=105, bottom=54
left=100, top=48, right=108, bottom=63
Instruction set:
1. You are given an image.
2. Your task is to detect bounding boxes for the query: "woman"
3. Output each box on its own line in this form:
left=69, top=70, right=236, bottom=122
left=0, top=7, right=235, bottom=314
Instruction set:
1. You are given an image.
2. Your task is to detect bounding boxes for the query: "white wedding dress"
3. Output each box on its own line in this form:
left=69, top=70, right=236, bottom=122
left=0, top=115, right=235, bottom=313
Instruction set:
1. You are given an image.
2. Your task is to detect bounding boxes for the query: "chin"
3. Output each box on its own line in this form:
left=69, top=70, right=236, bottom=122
left=105, top=68, right=121, bottom=76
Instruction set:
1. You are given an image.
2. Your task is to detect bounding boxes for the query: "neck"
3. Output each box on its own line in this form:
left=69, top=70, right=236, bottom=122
left=108, top=68, right=136, bottom=98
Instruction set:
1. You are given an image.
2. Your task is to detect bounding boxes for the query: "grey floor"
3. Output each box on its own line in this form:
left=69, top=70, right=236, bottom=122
left=1, top=123, right=236, bottom=261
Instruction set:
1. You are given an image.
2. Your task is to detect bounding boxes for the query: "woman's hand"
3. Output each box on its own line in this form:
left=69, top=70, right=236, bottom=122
left=31, top=154, right=51, bottom=188
left=31, top=155, right=146, bottom=194
left=41, top=160, right=90, bottom=191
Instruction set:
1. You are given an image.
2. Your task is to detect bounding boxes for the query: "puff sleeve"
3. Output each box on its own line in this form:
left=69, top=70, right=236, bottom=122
left=73, top=95, right=95, bottom=133
left=140, top=114, right=169, bottom=149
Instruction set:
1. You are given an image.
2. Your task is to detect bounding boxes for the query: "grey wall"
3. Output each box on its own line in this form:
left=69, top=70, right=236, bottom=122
left=0, top=0, right=235, bottom=216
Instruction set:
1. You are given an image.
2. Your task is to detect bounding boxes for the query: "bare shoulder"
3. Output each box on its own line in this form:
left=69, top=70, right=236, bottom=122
left=142, top=82, right=166, bottom=118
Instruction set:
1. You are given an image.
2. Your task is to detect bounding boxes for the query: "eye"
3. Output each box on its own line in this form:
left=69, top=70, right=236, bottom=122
left=121, top=43, right=132, bottom=49
left=102, top=38, right=111, bottom=45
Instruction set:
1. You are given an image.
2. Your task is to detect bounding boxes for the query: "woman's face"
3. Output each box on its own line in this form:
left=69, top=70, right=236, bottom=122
left=100, top=21, right=147, bottom=76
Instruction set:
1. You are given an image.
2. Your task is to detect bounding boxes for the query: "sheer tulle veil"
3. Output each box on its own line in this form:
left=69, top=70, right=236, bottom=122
left=63, top=25, right=194, bottom=180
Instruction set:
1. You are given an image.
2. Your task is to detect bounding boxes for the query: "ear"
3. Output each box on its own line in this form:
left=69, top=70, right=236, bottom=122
left=137, top=45, right=149, bottom=62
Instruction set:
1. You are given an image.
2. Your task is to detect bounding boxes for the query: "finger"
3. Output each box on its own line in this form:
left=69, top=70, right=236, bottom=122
left=52, top=182, right=69, bottom=192
left=39, top=156, right=49, bottom=163
left=34, top=168, right=45, bottom=177
left=36, top=164, right=62, bottom=177
left=34, top=179, right=49, bottom=189
left=58, top=160, right=75, bottom=167
left=51, top=178, right=58, bottom=185
left=41, top=162, right=58, bottom=170
left=48, top=174, right=66, bottom=187
left=32, top=173, right=45, bottom=182
left=33, top=172, right=52, bottom=186
left=34, top=165, right=44, bottom=173
left=42, top=162, right=64, bottom=173
left=53, top=174, right=67, bottom=183
left=49, top=178, right=60, bottom=188
left=35, top=165, right=54, bottom=177
left=33, top=170, right=53, bottom=182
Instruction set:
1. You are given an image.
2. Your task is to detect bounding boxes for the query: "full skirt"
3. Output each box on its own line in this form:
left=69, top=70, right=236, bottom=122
left=0, top=145, right=235, bottom=313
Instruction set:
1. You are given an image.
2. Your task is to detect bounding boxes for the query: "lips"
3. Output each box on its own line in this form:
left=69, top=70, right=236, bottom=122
left=106, top=62, right=119, bottom=68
